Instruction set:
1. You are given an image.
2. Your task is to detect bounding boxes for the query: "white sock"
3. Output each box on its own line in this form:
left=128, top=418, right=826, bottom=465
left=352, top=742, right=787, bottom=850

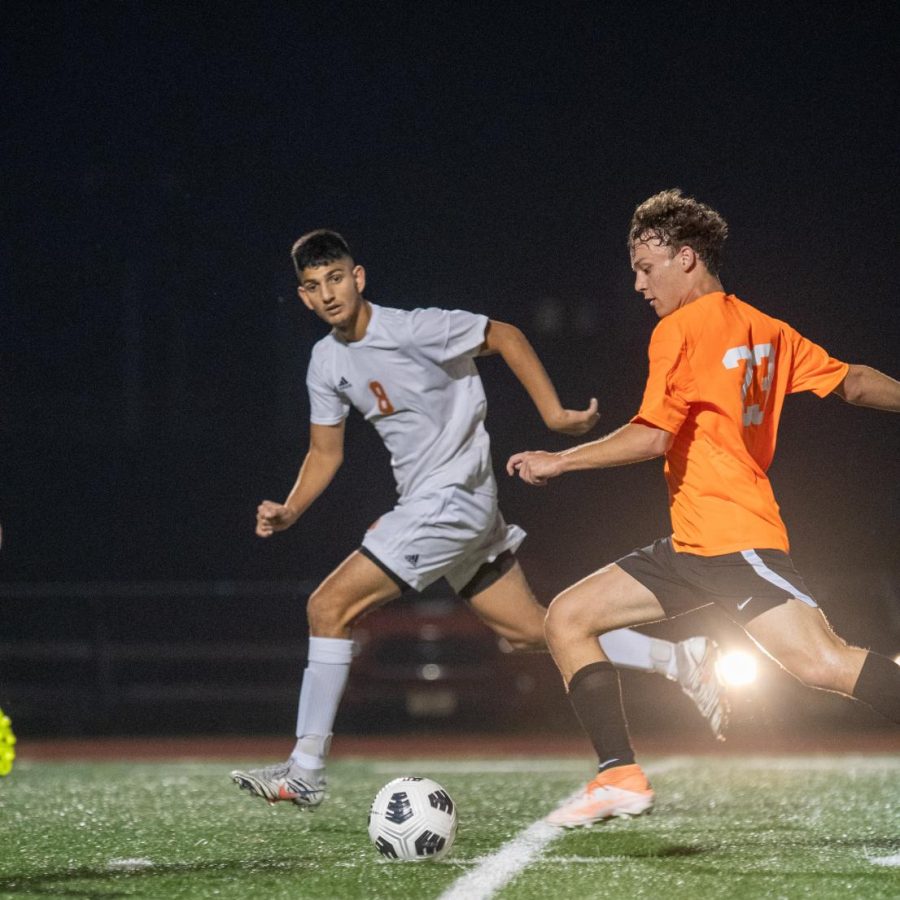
left=290, top=636, right=354, bottom=771
left=599, top=628, right=677, bottom=679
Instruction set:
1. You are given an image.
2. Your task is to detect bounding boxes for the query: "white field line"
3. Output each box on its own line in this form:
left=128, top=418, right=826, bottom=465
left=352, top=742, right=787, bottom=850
left=438, top=757, right=688, bottom=900
left=438, top=816, right=569, bottom=900
left=868, top=853, right=900, bottom=867
left=106, top=858, right=154, bottom=871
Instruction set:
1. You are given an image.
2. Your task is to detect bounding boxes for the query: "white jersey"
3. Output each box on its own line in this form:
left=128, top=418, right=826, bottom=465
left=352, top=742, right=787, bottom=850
left=306, top=303, right=493, bottom=499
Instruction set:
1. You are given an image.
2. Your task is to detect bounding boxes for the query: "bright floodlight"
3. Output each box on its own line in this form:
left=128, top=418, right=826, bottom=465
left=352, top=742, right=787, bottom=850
left=893, top=654, right=900, bottom=667
left=717, top=651, right=758, bottom=686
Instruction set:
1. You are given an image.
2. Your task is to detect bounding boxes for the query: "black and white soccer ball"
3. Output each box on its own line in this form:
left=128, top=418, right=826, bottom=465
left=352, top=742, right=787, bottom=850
left=367, top=776, right=458, bottom=862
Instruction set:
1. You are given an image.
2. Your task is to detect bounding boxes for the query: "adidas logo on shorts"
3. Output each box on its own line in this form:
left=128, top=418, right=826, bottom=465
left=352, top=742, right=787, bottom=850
left=338, top=376, right=352, bottom=389
left=404, top=554, right=419, bottom=566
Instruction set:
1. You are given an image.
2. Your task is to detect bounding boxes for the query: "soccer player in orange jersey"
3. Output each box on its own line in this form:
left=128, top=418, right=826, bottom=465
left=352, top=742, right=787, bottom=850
left=508, top=189, right=900, bottom=827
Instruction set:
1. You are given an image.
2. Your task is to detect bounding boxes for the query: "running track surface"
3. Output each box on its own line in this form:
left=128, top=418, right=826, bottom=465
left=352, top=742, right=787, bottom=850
left=17, top=731, right=900, bottom=761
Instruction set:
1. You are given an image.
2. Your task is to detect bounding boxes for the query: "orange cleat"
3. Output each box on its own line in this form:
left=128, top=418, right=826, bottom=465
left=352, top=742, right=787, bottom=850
left=546, top=764, right=654, bottom=828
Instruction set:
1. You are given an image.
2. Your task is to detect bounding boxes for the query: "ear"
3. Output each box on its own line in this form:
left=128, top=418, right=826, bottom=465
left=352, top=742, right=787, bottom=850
left=678, top=245, right=698, bottom=271
left=297, top=285, right=314, bottom=310
left=353, top=264, right=366, bottom=293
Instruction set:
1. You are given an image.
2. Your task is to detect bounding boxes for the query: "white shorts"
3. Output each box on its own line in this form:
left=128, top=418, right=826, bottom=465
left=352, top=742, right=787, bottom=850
left=361, top=483, right=526, bottom=594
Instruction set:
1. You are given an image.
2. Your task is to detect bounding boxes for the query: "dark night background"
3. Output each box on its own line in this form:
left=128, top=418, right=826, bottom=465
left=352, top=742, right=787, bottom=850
left=1, top=2, right=898, bottom=733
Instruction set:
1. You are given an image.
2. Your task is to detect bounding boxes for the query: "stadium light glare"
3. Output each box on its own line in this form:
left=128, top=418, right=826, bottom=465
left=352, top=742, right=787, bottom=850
left=893, top=654, right=900, bottom=667
left=717, top=650, right=758, bottom=686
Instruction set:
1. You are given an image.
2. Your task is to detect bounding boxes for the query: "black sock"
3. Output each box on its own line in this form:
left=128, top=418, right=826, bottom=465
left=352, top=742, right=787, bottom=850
left=852, top=651, right=900, bottom=723
left=567, top=661, right=635, bottom=772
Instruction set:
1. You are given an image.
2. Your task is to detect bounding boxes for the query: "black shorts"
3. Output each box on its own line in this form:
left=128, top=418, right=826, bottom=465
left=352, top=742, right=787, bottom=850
left=459, top=549, right=516, bottom=599
left=615, top=537, right=818, bottom=625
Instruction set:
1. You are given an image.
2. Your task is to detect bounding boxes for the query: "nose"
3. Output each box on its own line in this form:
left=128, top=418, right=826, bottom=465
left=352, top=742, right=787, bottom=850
left=634, top=270, right=645, bottom=293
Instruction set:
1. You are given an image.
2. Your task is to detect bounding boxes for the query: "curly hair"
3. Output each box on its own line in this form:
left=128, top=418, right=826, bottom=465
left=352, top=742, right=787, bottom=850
left=628, top=189, right=729, bottom=276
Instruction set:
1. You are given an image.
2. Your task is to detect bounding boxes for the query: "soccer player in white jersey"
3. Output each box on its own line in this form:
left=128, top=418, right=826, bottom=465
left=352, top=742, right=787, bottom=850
left=231, top=230, right=726, bottom=809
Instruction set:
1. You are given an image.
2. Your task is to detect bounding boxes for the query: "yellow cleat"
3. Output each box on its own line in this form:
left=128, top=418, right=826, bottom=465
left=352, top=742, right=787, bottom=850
left=0, top=710, right=16, bottom=776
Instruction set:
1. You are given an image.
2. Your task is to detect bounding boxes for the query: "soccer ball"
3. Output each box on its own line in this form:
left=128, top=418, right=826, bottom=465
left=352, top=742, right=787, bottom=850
left=367, top=776, right=458, bottom=861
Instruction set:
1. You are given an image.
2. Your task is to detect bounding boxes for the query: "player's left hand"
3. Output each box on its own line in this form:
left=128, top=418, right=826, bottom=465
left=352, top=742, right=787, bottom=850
left=506, top=450, right=564, bottom=485
left=547, top=398, right=599, bottom=436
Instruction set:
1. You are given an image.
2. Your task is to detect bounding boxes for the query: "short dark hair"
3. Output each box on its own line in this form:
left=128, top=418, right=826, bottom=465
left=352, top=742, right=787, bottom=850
left=628, top=189, right=729, bottom=276
left=291, top=229, right=353, bottom=279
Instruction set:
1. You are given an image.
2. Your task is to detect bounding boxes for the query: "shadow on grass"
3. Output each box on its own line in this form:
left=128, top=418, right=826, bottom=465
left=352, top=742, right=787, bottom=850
left=559, top=830, right=708, bottom=859
left=0, top=856, right=301, bottom=897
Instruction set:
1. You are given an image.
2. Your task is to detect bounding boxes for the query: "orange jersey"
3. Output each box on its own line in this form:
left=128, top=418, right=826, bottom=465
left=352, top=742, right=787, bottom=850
left=632, top=292, right=849, bottom=555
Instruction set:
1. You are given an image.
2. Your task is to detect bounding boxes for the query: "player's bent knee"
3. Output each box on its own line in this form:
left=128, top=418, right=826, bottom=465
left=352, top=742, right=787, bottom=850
left=544, top=593, right=594, bottom=648
left=306, top=589, right=352, bottom=637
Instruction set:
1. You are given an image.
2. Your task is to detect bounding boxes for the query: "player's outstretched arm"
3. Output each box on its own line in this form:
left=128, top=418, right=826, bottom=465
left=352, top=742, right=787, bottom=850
left=506, top=423, right=671, bottom=486
left=256, top=422, right=345, bottom=537
left=832, top=365, right=900, bottom=412
left=480, top=320, right=599, bottom=436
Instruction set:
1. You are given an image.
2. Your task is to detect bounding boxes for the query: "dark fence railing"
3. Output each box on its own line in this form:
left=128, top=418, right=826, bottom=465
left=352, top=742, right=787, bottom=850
left=0, top=580, right=317, bottom=735
left=1, top=573, right=897, bottom=738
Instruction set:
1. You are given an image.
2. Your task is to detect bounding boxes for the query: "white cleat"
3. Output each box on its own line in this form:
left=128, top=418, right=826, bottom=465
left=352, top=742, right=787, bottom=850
left=676, top=636, right=729, bottom=740
left=230, top=760, right=326, bottom=808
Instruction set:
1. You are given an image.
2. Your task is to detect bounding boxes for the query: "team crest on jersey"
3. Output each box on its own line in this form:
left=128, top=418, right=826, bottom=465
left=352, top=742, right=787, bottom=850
left=338, top=376, right=352, bottom=390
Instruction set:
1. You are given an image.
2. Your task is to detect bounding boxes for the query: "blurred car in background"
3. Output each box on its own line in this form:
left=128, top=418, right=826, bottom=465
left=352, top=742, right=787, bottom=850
left=339, top=588, right=899, bottom=740
left=340, top=594, right=568, bottom=730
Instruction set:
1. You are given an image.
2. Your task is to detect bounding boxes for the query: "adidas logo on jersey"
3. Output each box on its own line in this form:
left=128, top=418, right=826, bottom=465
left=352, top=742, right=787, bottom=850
left=338, top=376, right=352, bottom=389
left=404, top=554, right=420, bottom=566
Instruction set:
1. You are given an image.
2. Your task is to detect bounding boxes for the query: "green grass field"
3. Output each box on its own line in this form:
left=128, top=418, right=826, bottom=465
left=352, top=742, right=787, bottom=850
left=2, top=753, right=898, bottom=899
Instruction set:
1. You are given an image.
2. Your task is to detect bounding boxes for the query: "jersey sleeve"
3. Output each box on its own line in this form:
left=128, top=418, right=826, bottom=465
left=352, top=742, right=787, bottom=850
left=630, top=319, right=693, bottom=433
left=306, top=346, right=349, bottom=424
left=784, top=325, right=849, bottom=397
left=407, top=307, right=489, bottom=364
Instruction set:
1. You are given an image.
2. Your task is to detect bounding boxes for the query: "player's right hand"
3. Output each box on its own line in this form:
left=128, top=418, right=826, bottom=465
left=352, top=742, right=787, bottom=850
left=506, top=450, right=564, bottom=486
left=256, top=500, right=298, bottom=537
